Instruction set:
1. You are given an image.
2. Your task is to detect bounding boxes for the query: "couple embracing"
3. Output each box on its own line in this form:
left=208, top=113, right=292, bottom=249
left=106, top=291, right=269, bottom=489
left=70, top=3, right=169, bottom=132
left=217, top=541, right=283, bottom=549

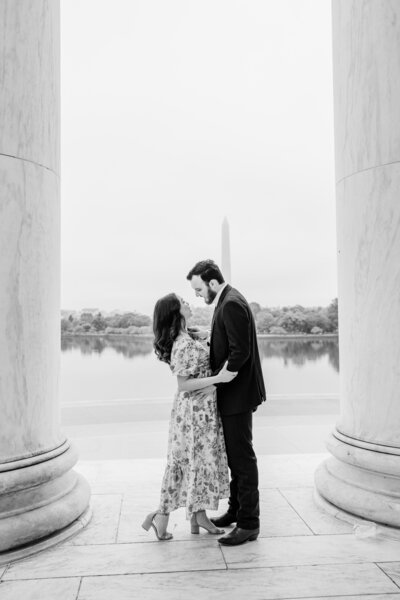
left=142, top=259, right=266, bottom=546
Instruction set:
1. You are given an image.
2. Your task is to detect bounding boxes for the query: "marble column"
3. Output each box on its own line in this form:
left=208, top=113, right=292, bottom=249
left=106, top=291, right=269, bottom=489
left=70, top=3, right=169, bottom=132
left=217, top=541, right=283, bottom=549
left=0, top=1, right=90, bottom=555
left=315, top=1, right=400, bottom=526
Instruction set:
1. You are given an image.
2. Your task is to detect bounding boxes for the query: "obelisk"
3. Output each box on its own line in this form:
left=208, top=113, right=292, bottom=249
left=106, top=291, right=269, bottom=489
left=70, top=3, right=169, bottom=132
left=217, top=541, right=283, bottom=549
left=221, top=217, right=232, bottom=283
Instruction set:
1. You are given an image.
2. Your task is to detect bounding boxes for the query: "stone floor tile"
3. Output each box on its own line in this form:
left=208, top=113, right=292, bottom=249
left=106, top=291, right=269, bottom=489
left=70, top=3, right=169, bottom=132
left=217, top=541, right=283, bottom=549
left=74, top=460, right=102, bottom=482
left=4, top=540, right=226, bottom=580
left=279, top=487, right=353, bottom=534
left=377, top=562, right=400, bottom=586
left=100, top=459, right=165, bottom=483
left=77, top=453, right=327, bottom=492
left=0, top=577, right=81, bottom=600
left=254, top=427, right=302, bottom=454
left=258, top=454, right=325, bottom=488
left=119, top=500, right=204, bottom=543
left=259, top=489, right=312, bottom=537
left=119, top=495, right=233, bottom=543
left=79, top=454, right=328, bottom=494
left=263, top=425, right=332, bottom=454
left=67, top=414, right=337, bottom=460
left=78, top=563, right=398, bottom=600
left=221, top=534, right=400, bottom=569
left=90, top=481, right=158, bottom=495
left=300, top=597, right=400, bottom=600
left=118, top=490, right=311, bottom=543
left=87, top=459, right=166, bottom=494
left=117, top=490, right=232, bottom=543
left=64, top=494, right=123, bottom=545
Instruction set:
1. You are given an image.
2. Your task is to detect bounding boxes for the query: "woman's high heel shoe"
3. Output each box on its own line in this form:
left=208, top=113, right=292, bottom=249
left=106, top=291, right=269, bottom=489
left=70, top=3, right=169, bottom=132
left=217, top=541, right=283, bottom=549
left=190, top=514, right=200, bottom=534
left=190, top=511, right=224, bottom=535
left=142, top=511, right=173, bottom=541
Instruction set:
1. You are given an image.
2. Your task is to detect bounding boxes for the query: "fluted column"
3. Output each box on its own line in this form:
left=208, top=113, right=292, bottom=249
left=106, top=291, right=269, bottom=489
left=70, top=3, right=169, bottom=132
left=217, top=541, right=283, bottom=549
left=0, top=0, right=90, bottom=555
left=315, top=1, right=400, bottom=526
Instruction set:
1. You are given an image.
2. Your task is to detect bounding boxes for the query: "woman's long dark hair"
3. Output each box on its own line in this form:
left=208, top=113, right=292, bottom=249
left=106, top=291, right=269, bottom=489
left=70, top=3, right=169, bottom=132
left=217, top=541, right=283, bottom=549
left=153, top=293, right=184, bottom=363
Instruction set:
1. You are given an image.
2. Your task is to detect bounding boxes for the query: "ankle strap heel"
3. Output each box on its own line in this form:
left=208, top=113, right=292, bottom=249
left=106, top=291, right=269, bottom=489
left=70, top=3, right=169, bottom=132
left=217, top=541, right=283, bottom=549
left=190, top=514, right=199, bottom=534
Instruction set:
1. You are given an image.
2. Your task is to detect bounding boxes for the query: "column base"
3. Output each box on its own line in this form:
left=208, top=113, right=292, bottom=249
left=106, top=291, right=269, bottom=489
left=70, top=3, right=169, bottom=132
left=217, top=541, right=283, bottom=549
left=314, top=489, right=400, bottom=541
left=315, top=430, right=400, bottom=529
left=0, top=503, right=92, bottom=566
left=0, top=442, right=91, bottom=555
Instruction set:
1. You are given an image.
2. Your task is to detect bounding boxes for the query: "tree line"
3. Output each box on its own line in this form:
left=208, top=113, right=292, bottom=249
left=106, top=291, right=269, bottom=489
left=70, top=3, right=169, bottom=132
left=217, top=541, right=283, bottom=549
left=61, top=311, right=152, bottom=335
left=61, top=298, right=338, bottom=336
left=250, top=298, right=338, bottom=335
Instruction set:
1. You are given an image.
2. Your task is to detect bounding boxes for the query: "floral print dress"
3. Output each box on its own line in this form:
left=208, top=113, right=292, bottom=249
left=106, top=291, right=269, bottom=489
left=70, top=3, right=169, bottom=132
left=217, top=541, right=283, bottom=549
left=159, top=332, right=229, bottom=516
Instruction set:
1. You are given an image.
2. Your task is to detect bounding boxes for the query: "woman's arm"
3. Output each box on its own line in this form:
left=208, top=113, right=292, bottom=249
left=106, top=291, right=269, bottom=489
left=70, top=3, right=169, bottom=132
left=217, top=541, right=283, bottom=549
left=177, top=374, right=220, bottom=392
left=177, top=361, right=236, bottom=392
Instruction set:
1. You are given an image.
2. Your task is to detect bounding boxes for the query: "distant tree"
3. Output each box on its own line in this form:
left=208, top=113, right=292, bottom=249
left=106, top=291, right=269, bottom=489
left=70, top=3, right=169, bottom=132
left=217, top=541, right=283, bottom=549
left=255, top=310, right=275, bottom=333
left=61, top=301, right=338, bottom=337
left=188, top=306, right=213, bottom=327
left=303, top=309, right=331, bottom=333
left=310, top=326, right=323, bottom=335
left=327, top=298, right=338, bottom=331
left=319, top=312, right=332, bottom=332
left=117, top=313, right=134, bottom=328
left=117, top=312, right=151, bottom=328
left=303, top=311, right=321, bottom=332
left=127, top=325, right=152, bottom=334
left=292, top=304, right=305, bottom=313
left=249, top=302, right=261, bottom=318
left=132, top=312, right=152, bottom=327
left=277, top=311, right=307, bottom=333
left=80, top=312, right=94, bottom=324
left=105, top=327, right=124, bottom=334
left=269, top=326, right=287, bottom=335
left=92, top=312, right=107, bottom=332
left=61, top=318, right=72, bottom=333
left=105, top=314, right=122, bottom=328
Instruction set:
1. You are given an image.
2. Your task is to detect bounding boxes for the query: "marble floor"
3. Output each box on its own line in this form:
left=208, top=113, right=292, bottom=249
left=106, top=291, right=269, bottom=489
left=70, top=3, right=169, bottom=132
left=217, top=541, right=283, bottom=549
left=2, top=452, right=400, bottom=600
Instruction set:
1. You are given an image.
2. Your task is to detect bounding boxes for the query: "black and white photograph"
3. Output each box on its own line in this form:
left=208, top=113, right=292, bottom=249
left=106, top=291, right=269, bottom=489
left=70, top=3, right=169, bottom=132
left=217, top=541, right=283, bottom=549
left=1, top=0, right=400, bottom=598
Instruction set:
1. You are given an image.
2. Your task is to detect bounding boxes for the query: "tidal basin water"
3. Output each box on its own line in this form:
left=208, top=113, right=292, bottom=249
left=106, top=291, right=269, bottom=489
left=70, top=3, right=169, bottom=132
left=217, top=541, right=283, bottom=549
left=60, top=335, right=339, bottom=407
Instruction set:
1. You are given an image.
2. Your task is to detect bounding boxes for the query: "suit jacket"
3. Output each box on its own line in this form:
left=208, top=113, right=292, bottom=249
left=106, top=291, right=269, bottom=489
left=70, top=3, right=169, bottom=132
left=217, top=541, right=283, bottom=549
left=210, top=285, right=266, bottom=416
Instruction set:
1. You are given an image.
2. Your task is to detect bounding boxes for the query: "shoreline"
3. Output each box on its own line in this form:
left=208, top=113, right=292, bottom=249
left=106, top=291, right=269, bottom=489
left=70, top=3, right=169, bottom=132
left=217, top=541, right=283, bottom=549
left=61, top=332, right=338, bottom=340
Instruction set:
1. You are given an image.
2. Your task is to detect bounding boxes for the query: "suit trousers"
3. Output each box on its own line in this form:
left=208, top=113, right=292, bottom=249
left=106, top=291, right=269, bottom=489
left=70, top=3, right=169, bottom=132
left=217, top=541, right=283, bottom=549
left=220, top=410, right=260, bottom=529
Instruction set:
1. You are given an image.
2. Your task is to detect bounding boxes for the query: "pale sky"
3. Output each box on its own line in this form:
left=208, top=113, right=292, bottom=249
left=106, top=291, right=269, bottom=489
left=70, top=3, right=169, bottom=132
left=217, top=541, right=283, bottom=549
left=60, top=0, right=337, bottom=315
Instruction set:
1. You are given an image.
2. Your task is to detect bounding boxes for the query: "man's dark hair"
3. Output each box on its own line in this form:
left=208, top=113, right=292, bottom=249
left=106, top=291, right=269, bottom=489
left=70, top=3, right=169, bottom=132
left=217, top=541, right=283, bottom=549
left=186, top=259, right=225, bottom=284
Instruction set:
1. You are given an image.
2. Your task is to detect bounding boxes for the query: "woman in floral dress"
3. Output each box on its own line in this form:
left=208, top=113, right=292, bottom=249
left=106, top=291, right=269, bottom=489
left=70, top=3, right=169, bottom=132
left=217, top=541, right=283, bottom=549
left=142, top=293, right=236, bottom=540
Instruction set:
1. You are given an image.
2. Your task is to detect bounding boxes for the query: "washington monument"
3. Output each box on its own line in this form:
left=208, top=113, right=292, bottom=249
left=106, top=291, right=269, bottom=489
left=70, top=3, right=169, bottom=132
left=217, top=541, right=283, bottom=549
left=221, top=217, right=232, bottom=283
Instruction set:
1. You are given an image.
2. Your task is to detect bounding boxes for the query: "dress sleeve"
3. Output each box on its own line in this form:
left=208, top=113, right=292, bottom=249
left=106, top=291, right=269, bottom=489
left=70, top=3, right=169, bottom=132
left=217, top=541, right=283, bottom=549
left=170, top=338, right=199, bottom=376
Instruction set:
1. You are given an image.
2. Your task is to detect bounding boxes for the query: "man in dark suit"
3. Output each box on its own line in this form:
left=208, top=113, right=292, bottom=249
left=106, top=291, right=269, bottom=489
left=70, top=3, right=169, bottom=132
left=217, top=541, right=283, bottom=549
left=187, top=259, right=266, bottom=545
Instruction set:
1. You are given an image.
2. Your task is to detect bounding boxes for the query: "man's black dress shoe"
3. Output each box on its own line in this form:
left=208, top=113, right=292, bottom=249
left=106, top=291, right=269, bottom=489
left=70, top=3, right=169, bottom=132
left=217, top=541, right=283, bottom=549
left=218, top=526, right=259, bottom=546
left=210, top=512, right=237, bottom=527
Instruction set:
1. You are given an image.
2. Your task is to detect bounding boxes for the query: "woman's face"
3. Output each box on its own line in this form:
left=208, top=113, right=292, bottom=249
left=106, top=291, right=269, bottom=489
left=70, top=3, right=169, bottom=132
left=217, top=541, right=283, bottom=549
left=179, top=296, right=192, bottom=321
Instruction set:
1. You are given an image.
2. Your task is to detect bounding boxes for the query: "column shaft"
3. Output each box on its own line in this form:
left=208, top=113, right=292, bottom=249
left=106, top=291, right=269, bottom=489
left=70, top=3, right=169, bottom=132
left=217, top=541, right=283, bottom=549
left=0, top=0, right=90, bottom=555
left=315, top=0, right=400, bottom=526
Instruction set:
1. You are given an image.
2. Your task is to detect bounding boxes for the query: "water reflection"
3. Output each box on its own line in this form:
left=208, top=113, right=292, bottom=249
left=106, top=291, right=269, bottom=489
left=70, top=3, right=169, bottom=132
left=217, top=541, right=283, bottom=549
left=258, top=339, right=339, bottom=372
left=61, top=335, right=154, bottom=358
left=61, top=335, right=339, bottom=372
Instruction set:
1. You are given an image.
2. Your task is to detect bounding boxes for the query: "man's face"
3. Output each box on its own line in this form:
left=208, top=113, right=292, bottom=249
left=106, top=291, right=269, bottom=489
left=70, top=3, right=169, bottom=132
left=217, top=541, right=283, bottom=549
left=190, top=275, right=217, bottom=305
